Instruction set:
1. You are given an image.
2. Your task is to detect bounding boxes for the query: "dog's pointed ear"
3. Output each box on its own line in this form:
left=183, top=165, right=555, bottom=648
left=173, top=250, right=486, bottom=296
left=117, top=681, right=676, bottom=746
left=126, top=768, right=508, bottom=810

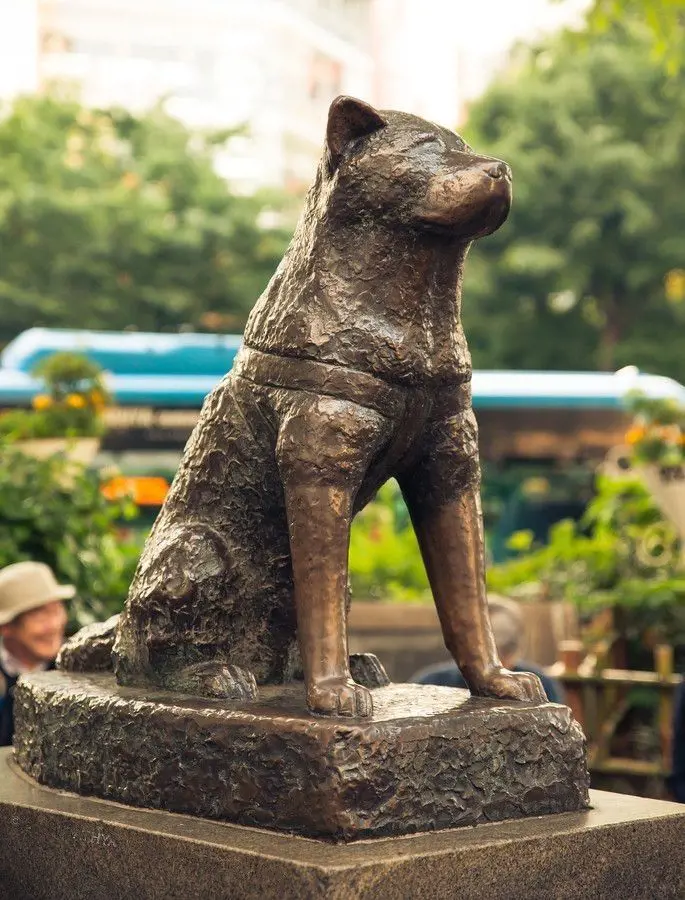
left=325, top=96, right=386, bottom=171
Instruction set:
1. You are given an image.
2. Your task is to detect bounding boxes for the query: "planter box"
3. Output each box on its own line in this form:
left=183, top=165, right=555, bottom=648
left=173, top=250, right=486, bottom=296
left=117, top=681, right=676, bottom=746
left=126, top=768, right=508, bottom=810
left=15, top=437, right=100, bottom=465
left=348, top=602, right=446, bottom=681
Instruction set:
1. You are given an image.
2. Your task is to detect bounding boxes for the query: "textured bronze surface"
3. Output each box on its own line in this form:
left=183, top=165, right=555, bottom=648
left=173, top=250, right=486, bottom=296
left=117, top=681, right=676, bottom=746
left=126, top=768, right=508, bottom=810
left=13, top=671, right=589, bottom=840
left=66, top=95, right=545, bottom=719
left=56, top=615, right=119, bottom=672
left=29, top=96, right=592, bottom=840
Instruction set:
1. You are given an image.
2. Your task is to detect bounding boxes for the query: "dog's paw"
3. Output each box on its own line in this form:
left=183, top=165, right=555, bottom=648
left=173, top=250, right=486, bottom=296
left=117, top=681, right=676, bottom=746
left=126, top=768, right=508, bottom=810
left=468, top=668, right=547, bottom=704
left=164, top=662, right=258, bottom=702
left=349, top=653, right=390, bottom=688
left=307, top=676, right=373, bottom=718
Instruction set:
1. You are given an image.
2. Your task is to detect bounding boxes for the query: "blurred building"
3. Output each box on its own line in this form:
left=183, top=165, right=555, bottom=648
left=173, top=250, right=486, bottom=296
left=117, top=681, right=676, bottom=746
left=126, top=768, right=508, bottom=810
left=0, top=0, right=592, bottom=189
left=0, top=1, right=40, bottom=100
left=371, top=0, right=591, bottom=129
left=35, top=0, right=373, bottom=191
left=371, top=0, right=463, bottom=126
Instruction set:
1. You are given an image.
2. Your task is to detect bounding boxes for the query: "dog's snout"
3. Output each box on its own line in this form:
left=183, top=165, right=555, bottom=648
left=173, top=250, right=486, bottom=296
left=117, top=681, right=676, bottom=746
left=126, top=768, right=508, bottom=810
left=483, top=161, right=511, bottom=181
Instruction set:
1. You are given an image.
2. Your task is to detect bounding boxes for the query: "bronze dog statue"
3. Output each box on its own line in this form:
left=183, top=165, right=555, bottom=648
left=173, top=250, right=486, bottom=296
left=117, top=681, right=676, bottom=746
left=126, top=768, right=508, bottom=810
left=70, top=96, right=546, bottom=717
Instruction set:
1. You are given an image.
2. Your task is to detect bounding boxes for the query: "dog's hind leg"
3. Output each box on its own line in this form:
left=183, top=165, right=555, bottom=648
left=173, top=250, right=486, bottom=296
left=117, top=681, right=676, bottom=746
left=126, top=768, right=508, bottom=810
left=112, top=520, right=257, bottom=700
left=113, top=373, right=296, bottom=698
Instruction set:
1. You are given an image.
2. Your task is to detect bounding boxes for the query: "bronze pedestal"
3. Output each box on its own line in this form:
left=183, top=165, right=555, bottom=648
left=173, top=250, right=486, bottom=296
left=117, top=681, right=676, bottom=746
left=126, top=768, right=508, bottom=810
left=14, top=672, right=588, bottom=840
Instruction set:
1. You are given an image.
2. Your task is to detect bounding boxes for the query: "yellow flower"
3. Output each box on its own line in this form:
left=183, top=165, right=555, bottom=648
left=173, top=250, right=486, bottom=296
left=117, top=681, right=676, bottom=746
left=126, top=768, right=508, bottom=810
left=32, top=394, right=52, bottom=411
left=66, top=393, right=87, bottom=409
left=121, top=172, right=140, bottom=190
left=625, top=425, right=646, bottom=445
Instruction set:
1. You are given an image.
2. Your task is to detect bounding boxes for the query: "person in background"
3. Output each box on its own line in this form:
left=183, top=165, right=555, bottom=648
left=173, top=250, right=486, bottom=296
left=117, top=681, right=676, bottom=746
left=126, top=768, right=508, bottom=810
left=412, top=593, right=564, bottom=704
left=0, top=562, right=72, bottom=746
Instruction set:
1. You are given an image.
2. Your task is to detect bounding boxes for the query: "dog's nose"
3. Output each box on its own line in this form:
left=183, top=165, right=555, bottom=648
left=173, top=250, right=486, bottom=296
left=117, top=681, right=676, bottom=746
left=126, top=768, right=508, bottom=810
left=483, top=161, right=511, bottom=181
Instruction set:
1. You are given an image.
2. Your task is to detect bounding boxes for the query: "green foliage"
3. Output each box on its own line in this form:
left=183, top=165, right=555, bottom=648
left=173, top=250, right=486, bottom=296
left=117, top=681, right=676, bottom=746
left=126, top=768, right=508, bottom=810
left=0, top=406, right=98, bottom=441
left=462, top=17, right=685, bottom=380
left=481, top=462, right=595, bottom=562
left=488, top=475, right=685, bottom=646
left=581, top=0, right=685, bottom=72
left=349, top=482, right=430, bottom=603
left=0, top=352, right=108, bottom=440
left=0, top=445, right=143, bottom=628
left=0, top=94, right=292, bottom=341
left=348, top=470, right=593, bottom=601
left=625, top=390, right=685, bottom=466
left=33, top=351, right=106, bottom=396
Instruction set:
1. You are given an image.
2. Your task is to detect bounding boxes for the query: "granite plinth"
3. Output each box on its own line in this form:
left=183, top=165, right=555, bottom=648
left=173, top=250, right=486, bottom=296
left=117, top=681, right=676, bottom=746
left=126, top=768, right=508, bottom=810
left=14, top=671, right=588, bottom=840
left=1, top=753, right=683, bottom=900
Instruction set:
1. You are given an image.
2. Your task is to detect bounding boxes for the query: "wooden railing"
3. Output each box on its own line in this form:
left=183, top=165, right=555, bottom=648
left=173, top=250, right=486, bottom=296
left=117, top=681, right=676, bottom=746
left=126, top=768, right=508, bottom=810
left=551, top=639, right=682, bottom=780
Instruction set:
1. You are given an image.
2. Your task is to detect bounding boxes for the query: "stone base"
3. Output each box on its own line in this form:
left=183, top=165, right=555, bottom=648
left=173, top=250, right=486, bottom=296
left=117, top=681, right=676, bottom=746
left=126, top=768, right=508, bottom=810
left=1, top=752, right=683, bottom=900
left=14, top=671, right=588, bottom=839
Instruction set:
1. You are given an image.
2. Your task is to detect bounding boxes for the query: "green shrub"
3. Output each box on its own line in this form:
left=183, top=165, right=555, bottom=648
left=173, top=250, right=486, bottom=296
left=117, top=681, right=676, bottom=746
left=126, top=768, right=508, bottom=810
left=488, top=474, right=685, bottom=649
left=625, top=391, right=685, bottom=467
left=0, top=352, right=109, bottom=441
left=0, top=444, right=143, bottom=628
left=349, top=481, right=430, bottom=603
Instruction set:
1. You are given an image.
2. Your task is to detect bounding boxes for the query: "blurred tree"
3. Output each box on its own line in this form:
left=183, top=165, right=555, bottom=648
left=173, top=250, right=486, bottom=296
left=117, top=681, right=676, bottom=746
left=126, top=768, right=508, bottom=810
left=0, top=94, right=292, bottom=342
left=462, top=20, right=685, bottom=379
left=583, top=1, right=685, bottom=73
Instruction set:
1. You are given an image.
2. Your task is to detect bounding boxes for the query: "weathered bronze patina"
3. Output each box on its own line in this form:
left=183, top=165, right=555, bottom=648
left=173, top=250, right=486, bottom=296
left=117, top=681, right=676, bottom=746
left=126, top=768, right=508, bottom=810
left=103, top=95, right=544, bottom=717
left=13, top=673, right=588, bottom=839
left=14, top=97, right=590, bottom=838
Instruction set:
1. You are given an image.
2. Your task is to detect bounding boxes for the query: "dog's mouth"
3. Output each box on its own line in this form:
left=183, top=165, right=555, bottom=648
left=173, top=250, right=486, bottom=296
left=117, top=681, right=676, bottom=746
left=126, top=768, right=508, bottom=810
left=466, top=190, right=512, bottom=239
left=415, top=170, right=512, bottom=238
left=416, top=190, right=511, bottom=239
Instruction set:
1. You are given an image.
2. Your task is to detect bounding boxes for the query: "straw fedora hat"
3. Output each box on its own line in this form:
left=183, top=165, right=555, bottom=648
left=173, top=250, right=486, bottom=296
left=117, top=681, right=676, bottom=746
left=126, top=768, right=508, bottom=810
left=0, top=562, right=75, bottom=626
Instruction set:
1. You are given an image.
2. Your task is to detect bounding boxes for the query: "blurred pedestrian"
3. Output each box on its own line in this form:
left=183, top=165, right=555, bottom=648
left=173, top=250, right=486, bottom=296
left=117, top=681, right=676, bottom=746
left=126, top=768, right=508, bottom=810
left=0, top=562, right=73, bottom=745
left=412, top=593, right=564, bottom=703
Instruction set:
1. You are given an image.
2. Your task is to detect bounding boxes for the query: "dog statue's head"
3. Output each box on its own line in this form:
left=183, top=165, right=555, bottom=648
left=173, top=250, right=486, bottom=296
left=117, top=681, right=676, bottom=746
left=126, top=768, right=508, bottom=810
left=323, top=96, right=511, bottom=241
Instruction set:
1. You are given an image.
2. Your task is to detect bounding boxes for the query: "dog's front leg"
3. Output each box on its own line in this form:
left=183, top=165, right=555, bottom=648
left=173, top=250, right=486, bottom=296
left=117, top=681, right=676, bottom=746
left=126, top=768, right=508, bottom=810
left=400, top=407, right=546, bottom=703
left=282, top=480, right=370, bottom=717
left=276, top=394, right=391, bottom=718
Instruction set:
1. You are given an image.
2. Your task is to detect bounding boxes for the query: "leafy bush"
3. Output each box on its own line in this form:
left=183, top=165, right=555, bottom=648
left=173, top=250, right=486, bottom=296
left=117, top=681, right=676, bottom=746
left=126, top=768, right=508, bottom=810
left=0, top=444, right=143, bottom=628
left=0, top=94, right=292, bottom=342
left=0, top=352, right=109, bottom=440
left=625, top=391, right=685, bottom=468
left=349, top=482, right=430, bottom=603
left=489, top=474, right=685, bottom=649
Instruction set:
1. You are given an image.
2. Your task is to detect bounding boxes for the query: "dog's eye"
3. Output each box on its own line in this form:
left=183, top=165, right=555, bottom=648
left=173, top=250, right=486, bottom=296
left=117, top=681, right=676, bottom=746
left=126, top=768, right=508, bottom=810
left=411, top=133, right=444, bottom=150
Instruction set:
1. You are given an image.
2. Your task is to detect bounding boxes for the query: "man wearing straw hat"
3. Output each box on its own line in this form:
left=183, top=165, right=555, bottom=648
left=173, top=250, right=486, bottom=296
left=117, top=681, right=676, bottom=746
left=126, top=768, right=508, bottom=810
left=0, top=562, right=73, bottom=745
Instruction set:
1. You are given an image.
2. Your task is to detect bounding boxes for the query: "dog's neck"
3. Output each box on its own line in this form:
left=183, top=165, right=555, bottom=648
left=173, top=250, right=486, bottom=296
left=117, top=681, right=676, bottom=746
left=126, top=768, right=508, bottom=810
left=327, top=220, right=468, bottom=322
left=289, top=190, right=470, bottom=325
left=244, top=175, right=474, bottom=382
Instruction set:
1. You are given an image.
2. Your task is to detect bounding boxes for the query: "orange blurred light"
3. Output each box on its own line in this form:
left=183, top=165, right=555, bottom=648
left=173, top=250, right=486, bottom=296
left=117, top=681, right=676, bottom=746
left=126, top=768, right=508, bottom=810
left=102, top=476, right=169, bottom=506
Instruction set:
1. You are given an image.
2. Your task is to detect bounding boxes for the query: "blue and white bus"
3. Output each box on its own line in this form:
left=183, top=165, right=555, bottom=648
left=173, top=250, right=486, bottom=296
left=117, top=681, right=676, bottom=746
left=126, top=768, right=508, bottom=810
left=3, top=328, right=684, bottom=558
